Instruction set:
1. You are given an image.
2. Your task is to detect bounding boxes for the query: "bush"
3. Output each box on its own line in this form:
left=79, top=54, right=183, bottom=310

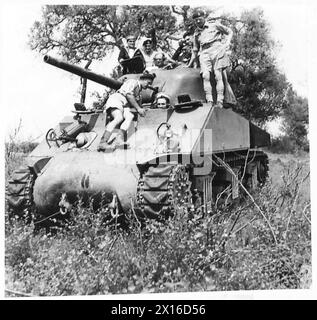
left=269, top=135, right=309, bottom=154
left=5, top=154, right=311, bottom=296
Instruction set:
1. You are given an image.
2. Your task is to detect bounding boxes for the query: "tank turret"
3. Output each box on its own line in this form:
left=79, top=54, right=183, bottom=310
left=6, top=56, right=270, bottom=222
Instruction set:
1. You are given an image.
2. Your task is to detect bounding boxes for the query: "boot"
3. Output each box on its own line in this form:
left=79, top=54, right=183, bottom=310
left=215, top=101, right=223, bottom=108
left=205, top=94, right=213, bottom=106
left=97, top=130, right=112, bottom=152
left=114, top=129, right=129, bottom=149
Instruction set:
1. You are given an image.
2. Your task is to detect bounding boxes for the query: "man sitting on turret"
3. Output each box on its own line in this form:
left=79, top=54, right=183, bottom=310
left=98, top=72, right=156, bottom=151
left=188, top=10, right=236, bottom=108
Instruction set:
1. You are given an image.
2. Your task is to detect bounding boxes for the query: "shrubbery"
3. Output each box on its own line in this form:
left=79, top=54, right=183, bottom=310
left=269, top=136, right=309, bottom=154
left=5, top=155, right=311, bottom=296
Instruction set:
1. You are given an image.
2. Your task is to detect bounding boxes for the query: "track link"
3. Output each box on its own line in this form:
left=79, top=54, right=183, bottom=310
left=136, top=164, right=192, bottom=219
left=6, top=166, right=35, bottom=218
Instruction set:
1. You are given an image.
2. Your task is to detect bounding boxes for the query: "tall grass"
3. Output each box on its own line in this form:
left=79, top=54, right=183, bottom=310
left=5, top=152, right=311, bottom=296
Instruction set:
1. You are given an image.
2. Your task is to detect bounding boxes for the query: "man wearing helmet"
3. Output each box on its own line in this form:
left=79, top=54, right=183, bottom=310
left=189, top=10, right=234, bottom=108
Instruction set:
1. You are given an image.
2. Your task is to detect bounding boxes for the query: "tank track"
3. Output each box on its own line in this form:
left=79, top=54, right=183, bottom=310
left=6, top=166, right=35, bottom=219
left=135, top=150, right=269, bottom=218
left=5, top=151, right=268, bottom=222
left=136, top=164, right=192, bottom=218
left=214, top=150, right=269, bottom=183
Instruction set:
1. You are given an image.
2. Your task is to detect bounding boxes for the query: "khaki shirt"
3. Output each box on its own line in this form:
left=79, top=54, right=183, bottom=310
left=117, top=79, right=142, bottom=102
left=193, top=22, right=230, bottom=52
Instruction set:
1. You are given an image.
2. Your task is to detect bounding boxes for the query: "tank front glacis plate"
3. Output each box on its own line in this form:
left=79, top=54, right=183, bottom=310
left=32, top=151, right=139, bottom=215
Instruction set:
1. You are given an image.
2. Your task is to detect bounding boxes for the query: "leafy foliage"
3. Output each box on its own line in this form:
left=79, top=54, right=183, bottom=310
left=5, top=153, right=311, bottom=296
left=282, top=86, right=309, bottom=148
left=227, top=8, right=289, bottom=124
left=268, top=86, right=309, bottom=153
left=29, top=5, right=177, bottom=63
left=29, top=5, right=294, bottom=125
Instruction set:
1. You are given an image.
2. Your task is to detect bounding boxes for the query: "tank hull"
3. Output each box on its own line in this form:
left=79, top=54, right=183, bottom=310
left=33, top=152, right=139, bottom=215
left=6, top=57, right=271, bottom=220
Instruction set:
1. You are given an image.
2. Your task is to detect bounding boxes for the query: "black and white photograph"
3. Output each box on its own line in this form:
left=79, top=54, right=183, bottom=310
left=2, top=0, right=315, bottom=299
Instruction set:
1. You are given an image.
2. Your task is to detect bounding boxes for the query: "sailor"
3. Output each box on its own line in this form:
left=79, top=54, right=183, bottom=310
left=98, top=72, right=156, bottom=151
left=188, top=10, right=234, bottom=107
left=134, top=38, right=177, bottom=72
left=155, top=93, right=171, bottom=109
left=134, top=38, right=158, bottom=71
left=118, top=35, right=137, bottom=74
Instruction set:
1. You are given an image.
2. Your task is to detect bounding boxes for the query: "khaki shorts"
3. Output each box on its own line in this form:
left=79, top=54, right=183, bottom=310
left=199, top=44, right=230, bottom=74
left=105, top=92, right=128, bottom=112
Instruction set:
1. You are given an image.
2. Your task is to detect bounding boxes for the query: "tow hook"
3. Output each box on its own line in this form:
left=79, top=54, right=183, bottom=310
left=59, top=193, right=72, bottom=215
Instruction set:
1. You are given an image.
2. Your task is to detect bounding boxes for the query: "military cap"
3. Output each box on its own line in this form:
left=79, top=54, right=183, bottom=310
left=140, top=72, right=156, bottom=81
left=126, top=35, right=136, bottom=41
left=192, top=10, right=205, bottom=19
left=142, top=38, right=152, bottom=45
left=156, top=92, right=171, bottom=103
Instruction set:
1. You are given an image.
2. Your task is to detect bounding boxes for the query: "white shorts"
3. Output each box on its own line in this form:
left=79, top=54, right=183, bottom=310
left=105, top=93, right=128, bottom=112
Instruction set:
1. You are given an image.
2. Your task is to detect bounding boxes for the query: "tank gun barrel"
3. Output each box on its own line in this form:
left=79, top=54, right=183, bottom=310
left=43, top=55, right=122, bottom=90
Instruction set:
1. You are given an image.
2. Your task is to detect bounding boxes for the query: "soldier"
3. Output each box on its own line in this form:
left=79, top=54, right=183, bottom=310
left=188, top=10, right=233, bottom=107
left=150, top=52, right=178, bottom=70
left=152, top=52, right=166, bottom=69
left=134, top=38, right=176, bottom=71
left=172, top=31, right=193, bottom=65
left=98, top=72, right=156, bottom=151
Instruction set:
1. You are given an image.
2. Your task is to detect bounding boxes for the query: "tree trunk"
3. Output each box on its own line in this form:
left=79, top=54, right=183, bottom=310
left=80, top=60, right=92, bottom=103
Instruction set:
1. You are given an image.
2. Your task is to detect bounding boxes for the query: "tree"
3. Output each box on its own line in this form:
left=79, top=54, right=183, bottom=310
left=29, top=5, right=177, bottom=102
left=29, top=5, right=294, bottom=125
left=29, top=5, right=177, bottom=62
left=171, top=6, right=290, bottom=124
left=226, top=8, right=289, bottom=124
left=282, top=86, right=309, bottom=150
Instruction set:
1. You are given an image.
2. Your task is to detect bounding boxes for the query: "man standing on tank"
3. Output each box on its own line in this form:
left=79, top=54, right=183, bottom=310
left=98, top=73, right=156, bottom=152
left=188, top=10, right=233, bottom=108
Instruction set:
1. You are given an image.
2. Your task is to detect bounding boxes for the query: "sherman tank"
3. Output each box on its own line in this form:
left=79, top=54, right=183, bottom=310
left=6, top=55, right=270, bottom=221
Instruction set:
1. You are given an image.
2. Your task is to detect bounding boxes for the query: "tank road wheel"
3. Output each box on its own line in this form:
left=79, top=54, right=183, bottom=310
left=6, top=166, right=35, bottom=221
left=168, top=165, right=192, bottom=214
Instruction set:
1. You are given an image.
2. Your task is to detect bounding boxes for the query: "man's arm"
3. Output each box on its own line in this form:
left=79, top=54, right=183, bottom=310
left=118, top=47, right=128, bottom=63
left=172, top=40, right=185, bottom=61
left=126, top=93, right=145, bottom=116
left=187, top=33, right=199, bottom=67
left=163, top=52, right=178, bottom=66
left=216, top=24, right=233, bottom=45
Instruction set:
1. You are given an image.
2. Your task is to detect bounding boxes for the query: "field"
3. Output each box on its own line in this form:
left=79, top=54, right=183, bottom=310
left=5, top=149, right=311, bottom=296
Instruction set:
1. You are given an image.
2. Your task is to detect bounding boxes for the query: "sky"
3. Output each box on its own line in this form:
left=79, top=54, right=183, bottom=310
left=0, top=0, right=314, bottom=141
